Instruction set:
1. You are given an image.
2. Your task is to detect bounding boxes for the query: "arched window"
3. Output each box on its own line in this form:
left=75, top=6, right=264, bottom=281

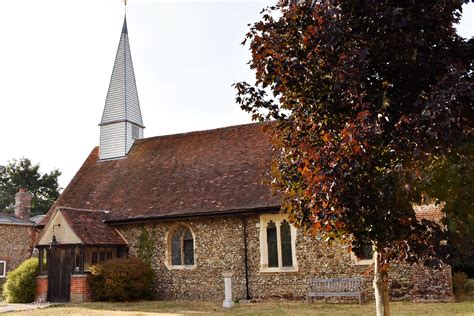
left=260, top=215, right=298, bottom=272
left=267, top=221, right=278, bottom=267
left=170, top=225, right=194, bottom=266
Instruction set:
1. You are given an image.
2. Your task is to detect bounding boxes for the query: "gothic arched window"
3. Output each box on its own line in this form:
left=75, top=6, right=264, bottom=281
left=260, top=215, right=297, bottom=272
left=170, top=225, right=195, bottom=266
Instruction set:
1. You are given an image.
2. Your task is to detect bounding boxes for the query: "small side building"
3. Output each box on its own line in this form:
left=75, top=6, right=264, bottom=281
left=0, top=189, right=36, bottom=292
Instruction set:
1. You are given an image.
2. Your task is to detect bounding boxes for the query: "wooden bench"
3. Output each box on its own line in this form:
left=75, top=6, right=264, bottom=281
left=307, top=277, right=365, bottom=305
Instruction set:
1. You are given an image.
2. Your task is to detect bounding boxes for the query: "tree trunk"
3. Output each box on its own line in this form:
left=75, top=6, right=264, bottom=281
left=382, top=271, right=390, bottom=316
left=373, top=251, right=390, bottom=316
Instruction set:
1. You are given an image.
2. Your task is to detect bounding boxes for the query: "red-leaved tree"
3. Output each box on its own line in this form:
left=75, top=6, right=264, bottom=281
left=235, top=1, right=473, bottom=315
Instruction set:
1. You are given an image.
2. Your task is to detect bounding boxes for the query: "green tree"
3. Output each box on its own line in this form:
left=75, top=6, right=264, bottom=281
left=235, top=1, right=472, bottom=315
left=429, top=147, right=474, bottom=276
left=0, top=158, right=61, bottom=216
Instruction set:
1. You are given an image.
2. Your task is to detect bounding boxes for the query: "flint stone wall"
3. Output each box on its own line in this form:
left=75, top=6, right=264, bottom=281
left=118, top=214, right=452, bottom=302
left=0, top=224, right=35, bottom=293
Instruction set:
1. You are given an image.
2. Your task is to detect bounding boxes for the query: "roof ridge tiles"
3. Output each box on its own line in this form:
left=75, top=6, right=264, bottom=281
left=58, top=207, right=110, bottom=213
left=134, top=121, right=270, bottom=144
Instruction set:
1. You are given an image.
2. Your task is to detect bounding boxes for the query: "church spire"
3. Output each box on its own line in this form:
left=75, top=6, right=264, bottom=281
left=122, top=16, right=128, bottom=34
left=99, top=15, right=144, bottom=160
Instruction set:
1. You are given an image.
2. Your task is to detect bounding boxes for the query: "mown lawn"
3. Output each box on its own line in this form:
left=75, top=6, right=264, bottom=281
left=8, top=300, right=474, bottom=316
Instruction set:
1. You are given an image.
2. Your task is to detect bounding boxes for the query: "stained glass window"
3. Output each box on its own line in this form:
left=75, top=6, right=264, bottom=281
left=183, top=230, right=194, bottom=265
left=171, top=228, right=182, bottom=265
left=171, top=225, right=194, bottom=266
left=267, top=221, right=278, bottom=267
left=261, top=216, right=296, bottom=270
left=280, top=220, right=293, bottom=267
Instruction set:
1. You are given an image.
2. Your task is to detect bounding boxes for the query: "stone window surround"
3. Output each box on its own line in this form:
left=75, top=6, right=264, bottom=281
left=0, top=259, right=6, bottom=278
left=164, top=223, right=197, bottom=270
left=259, top=214, right=298, bottom=272
left=351, top=245, right=375, bottom=266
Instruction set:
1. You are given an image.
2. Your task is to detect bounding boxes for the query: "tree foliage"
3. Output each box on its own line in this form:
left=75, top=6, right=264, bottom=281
left=235, top=0, right=473, bottom=265
left=0, top=158, right=61, bottom=216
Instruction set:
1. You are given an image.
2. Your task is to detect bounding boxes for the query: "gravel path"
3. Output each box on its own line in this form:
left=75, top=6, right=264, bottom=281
left=0, top=303, right=49, bottom=313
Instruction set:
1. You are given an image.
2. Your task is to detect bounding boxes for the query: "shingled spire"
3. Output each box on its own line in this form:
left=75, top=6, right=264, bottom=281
left=99, top=16, right=144, bottom=160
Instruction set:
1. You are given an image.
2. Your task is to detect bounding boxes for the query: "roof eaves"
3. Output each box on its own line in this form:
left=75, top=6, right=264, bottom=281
left=0, top=213, right=36, bottom=226
left=0, top=221, right=35, bottom=227
left=105, top=205, right=281, bottom=225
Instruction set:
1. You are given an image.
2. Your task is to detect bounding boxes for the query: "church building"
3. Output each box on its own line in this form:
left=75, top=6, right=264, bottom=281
left=35, top=15, right=453, bottom=303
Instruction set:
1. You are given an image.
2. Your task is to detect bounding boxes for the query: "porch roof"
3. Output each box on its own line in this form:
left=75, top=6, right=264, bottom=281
left=37, top=208, right=127, bottom=247
left=60, top=208, right=127, bottom=245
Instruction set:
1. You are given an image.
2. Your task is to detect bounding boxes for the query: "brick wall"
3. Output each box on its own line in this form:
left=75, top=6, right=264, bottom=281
left=414, top=204, right=445, bottom=222
left=36, top=275, right=48, bottom=302
left=36, top=274, right=91, bottom=303
left=118, top=215, right=453, bottom=302
left=70, top=274, right=90, bottom=302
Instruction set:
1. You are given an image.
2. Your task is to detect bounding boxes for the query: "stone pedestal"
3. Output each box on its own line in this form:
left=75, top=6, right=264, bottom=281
left=222, top=272, right=234, bottom=308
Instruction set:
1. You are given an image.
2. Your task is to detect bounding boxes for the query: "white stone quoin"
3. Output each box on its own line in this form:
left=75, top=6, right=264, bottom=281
left=222, top=272, right=234, bottom=308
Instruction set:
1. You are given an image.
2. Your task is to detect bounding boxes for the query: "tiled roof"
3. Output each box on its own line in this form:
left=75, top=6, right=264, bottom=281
left=43, top=123, right=279, bottom=224
left=60, top=208, right=127, bottom=245
left=0, top=212, right=35, bottom=226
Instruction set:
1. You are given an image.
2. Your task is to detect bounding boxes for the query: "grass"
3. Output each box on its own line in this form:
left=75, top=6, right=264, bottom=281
left=6, top=300, right=474, bottom=316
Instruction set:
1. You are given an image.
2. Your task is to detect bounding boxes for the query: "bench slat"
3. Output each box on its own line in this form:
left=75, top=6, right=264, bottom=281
left=307, top=277, right=365, bottom=305
left=308, top=292, right=360, bottom=297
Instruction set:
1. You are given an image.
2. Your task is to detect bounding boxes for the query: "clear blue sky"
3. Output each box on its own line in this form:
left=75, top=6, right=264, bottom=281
left=0, top=1, right=472, bottom=188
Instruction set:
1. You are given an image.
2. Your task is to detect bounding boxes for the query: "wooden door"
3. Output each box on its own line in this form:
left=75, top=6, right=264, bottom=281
left=47, top=247, right=73, bottom=302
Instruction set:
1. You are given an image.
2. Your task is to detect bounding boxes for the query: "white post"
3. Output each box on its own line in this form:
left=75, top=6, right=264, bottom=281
left=222, top=272, right=234, bottom=308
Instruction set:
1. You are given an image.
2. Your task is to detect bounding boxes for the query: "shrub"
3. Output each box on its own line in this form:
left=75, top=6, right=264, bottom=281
left=2, top=258, right=39, bottom=303
left=466, top=279, right=474, bottom=296
left=88, top=257, right=154, bottom=301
